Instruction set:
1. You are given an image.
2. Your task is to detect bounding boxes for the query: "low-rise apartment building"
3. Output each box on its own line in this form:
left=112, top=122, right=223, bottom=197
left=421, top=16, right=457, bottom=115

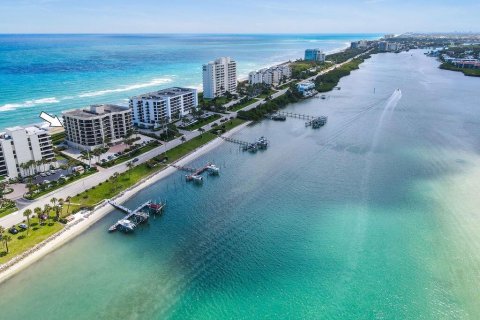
left=248, top=63, right=291, bottom=86
left=130, top=87, right=198, bottom=128
left=0, top=126, right=55, bottom=178
left=63, top=104, right=132, bottom=151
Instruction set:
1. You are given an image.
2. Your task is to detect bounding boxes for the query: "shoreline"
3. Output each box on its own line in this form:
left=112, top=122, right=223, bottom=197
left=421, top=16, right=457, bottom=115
left=0, top=121, right=250, bottom=284
left=0, top=41, right=370, bottom=131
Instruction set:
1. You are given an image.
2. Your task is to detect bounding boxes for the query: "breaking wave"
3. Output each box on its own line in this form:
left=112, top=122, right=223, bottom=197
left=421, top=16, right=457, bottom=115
left=0, top=97, right=60, bottom=112
left=0, top=77, right=174, bottom=113
left=77, top=78, right=173, bottom=98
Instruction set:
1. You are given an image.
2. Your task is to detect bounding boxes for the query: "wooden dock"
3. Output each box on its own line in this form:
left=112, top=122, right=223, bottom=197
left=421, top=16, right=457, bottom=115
left=273, top=111, right=328, bottom=129
left=221, top=136, right=269, bottom=152
left=275, top=111, right=317, bottom=121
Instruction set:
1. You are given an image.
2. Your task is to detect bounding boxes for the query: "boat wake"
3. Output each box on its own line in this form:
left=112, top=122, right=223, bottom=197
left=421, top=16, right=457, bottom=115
left=369, top=89, right=402, bottom=152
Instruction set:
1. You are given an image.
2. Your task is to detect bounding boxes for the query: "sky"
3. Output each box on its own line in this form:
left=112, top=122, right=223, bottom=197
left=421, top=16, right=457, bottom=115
left=0, top=0, right=479, bottom=34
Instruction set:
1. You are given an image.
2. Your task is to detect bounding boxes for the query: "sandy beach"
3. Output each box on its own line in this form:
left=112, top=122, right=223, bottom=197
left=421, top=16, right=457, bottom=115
left=0, top=121, right=250, bottom=284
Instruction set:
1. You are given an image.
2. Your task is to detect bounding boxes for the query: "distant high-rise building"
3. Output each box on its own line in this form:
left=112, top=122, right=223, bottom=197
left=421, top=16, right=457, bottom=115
left=0, top=126, right=55, bottom=178
left=377, top=41, right=402, bottom=52
left=202, top=57, right=237, bottom=99
left=384, top=34, right=395, bottom=39
left=304, top=49, right=326, bottom=62
left=378, top=41, right=388, bottom=51
left=351, top=40, right=368, bottom=49
left=63, top=104, right=132, bottom=151
left=130, top=87, right=198, bottom=128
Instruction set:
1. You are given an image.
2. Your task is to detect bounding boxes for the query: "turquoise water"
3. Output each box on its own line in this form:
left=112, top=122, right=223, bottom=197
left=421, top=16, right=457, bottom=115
left=0, top=34, right=379, bottom=130
left=1, top=50, right=480, bottom=319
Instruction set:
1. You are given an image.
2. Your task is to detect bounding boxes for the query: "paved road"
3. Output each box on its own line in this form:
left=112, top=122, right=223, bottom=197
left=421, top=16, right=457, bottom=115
left=0, top=123, right=209, bottom=228
left=0, top=51, right=371, bottom=228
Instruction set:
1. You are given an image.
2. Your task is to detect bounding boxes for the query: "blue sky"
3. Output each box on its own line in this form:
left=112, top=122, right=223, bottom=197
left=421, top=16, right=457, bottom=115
left=0, top=0, right=478, bottom=33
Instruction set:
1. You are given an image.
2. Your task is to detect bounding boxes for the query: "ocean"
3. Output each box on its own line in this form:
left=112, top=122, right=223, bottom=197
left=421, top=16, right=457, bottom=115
left=0, top=49, right=479, bottom=319
left=0, top=33, right=379, bottom=130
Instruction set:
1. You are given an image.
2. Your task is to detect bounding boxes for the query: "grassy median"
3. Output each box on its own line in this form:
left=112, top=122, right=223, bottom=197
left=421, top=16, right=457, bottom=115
left=64, top=119, right=244, bottom=214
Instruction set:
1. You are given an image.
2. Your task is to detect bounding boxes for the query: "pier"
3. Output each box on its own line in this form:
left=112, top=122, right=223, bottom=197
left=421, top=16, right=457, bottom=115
left=221, top=136, right=269, bottom=153
left=272, top=111, right=328, bottom=129
left=305, top=116, right=328, bottom=129
left=108, top=200, right=166, bottom=233
left=172, top=162, right=220, bottom=183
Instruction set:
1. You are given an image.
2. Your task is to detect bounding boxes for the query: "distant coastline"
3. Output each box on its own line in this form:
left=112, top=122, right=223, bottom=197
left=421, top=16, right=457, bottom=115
left=0, top=33, right=381, bottom=130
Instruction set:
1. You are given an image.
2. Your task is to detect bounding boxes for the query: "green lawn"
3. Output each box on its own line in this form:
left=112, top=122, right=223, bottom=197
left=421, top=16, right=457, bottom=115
left=51, top=131, right=66, bottom=145
left=0, top=204, right=17, bottom=219
left=0, top=220, right=64, bottom=264
left=257, top=89, right=277, bottom=99
left=182, top=114, right=222, bottom=131
left=65, top=120, right=245, bottom=214
left=65, top=133, right=217, bottom=214
left=0, top=117, right=247, bottom=266
left=229, top=98, right=259, bottom=112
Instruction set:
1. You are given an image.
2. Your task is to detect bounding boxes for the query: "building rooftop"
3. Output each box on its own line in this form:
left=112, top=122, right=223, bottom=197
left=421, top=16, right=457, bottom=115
left=1, top=125, right=47, bottom=140
left=63, top=104, right=130, bottom=118
left=131, top=87, right=196, bottom=100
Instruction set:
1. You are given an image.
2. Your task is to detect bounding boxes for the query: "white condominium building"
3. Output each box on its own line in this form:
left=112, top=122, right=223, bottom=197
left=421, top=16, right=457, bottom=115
left=130, top=87, right=198, bottom=128
left=248, top=63, right=292, bottom=86
left=0, top=126, right=55, bottom=178
left=63, top=104, right=132, bottom=151
left=202, top=57, right=237, bottom=99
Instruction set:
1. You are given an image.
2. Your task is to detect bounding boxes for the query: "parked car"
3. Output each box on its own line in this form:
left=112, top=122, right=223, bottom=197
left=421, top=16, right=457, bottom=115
left=8, top=227, right=18, bottom=234
left=132, top=158, right=139, bottom=163
left=107, top=155, right=114, bottom=160
left=43, top=179, right=50, bottom=184
left=50, top=169, right=56, bottom=174
left=40, top=172, right=47, bottom=177
left=46, top=172, right=51, bottom=176
left=101, top=159, right=107, bottom=163
left=18, top=224, right=28, bottom=230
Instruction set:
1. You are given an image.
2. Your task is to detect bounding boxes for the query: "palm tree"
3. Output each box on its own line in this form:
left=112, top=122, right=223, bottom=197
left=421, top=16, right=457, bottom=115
left=198, top=127, right=205, bottom=138
left=0, top=226, right=4, bottom=251
left=19, top=162, right=27, bottom=177
left=42, top=158, right=48, bottom=172
left=66, top=158, right=77, bottom=174
left=65, top=196, right=72, bottom=215
left=126, top=161, right=134, bottom=179
left=58, top=198, right=64, bottom=219
left=28, top=160, right=36, bottom=176
left=43, top=204, right=51, bottom=220
left=3, top=235, right=12, bottom=253
left=50, top=198, right=58, bottom=220
left=110, top=172, right=120, bottom=194
left=35, top=160, right=42, bottom=174
left=34, top=207, right=42, bottom=224
left=79, top=151, right=92, bottom=167
left=23, top=209, right=32, bottom=235
left=181, top=136, right=186, bottom=142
